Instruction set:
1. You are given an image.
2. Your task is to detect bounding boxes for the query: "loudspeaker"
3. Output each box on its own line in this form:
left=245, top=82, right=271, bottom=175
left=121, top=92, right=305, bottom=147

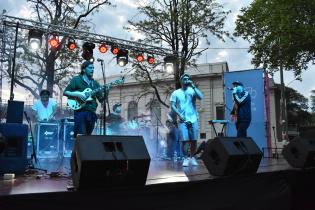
left=282, top=137, right=315, bottom=168
left=71, top=135, right=151, bottom=190
left=201, top=137, right=262, bottom=176
left=0, top=123, right=28, bottom=174
left=6, top=100, right=24, bottom=123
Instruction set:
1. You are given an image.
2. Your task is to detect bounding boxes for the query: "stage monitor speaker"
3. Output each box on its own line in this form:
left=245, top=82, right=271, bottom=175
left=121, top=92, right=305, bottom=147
left=71, top=135, right=151, bottom=190
left=282, top=137, right=315, bottom=168
left=0, top=123, right=28, bottom=174
left=6, top=100, right=24, bottom=123
left=201, top=137, right=262, bottom=176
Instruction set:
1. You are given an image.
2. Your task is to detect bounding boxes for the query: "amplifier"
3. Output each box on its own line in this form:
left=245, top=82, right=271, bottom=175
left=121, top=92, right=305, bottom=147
left=36, top=122, right=60, bottom=158
left=63, top=122, right=75, bottom=157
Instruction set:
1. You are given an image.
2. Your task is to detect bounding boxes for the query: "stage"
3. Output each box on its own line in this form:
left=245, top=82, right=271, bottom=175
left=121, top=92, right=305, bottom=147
left=1, top=157, right=315, bottom=210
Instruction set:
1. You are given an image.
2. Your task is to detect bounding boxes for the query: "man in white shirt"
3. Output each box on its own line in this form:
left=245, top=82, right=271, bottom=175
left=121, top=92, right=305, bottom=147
left=170, top=73, right=203, bottom=167
left=32, top=89, right=57, bottom=122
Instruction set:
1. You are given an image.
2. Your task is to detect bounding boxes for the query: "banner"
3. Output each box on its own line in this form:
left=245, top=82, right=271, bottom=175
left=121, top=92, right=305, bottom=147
left=224, top=69, right=266, bottom=150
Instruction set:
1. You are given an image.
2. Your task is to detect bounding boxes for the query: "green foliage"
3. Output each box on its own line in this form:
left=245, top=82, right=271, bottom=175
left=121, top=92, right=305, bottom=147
left=235, top=0, right=315, bottom=76
left=310, top=90, right=315, bottom=113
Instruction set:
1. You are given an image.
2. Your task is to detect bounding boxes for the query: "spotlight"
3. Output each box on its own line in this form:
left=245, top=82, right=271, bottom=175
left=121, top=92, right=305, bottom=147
left=67, top=39, right=76, bottom=50
left=48, top=35, right=60, bottom=49
left=82, top=42, right=95, bottom=61
left=117, top=49, right=128, bottom=67
left=99, top=44, right=108, bottom=53
left=147, top=55, right=155, bottom=65
left=136, top=53, right=144, bottom=63
left=164, top=55, right=177, bottom=73
left=111, top=46, right=119, bottom=55
left=28, top=29, right=43, bottom=50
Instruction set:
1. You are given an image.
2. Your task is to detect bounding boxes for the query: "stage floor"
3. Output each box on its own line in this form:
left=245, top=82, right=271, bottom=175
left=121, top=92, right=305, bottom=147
left=0, top=157, right=292, bottom=196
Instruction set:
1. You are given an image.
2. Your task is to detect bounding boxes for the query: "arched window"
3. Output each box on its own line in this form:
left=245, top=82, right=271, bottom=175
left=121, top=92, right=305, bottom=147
left=127, top=101, right=138, bottom=121
left=150, top=100, right=161, bottom=126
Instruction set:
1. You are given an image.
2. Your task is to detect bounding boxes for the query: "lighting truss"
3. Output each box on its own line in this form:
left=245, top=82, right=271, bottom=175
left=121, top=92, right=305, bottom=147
left=1, top=13, right=175, bottom=57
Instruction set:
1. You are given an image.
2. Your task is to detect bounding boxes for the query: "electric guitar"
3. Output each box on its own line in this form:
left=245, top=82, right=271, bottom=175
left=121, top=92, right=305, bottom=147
left=67, top=77, right=125, bottom=110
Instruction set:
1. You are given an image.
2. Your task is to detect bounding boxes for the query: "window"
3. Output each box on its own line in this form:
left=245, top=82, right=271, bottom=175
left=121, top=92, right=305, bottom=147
left=216, top=106, right=224, bottom=120
left=127, top=101, right=138, bottom=121
left=150, top=100, right=161, bottom=126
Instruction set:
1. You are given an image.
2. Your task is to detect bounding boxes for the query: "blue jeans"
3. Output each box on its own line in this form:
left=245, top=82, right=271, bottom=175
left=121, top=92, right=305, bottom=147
left=74, top=111, right=97, bottom=137
left=236, top=121, right=251, bottom=138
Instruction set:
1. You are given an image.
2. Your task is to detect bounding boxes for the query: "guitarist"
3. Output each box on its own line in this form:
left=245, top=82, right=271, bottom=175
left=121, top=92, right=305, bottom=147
left=230, top=81, right=251, bottom=138
left=64, top=61, right=104, bottom=137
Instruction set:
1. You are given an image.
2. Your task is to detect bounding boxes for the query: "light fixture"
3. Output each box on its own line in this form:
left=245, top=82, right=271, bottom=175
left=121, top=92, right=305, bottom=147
left=67, top=39, right=76, bottom=50
left=28, top=29, right=43, bottom=50
left=117, top=49, right=128, bottom=67
left=48, top=35, right=60, bottom=49
left=99, top=44, right=108, bottom=53
left=136, top=53, right=144, bottom=63
left=164, top=55, right=177, bottom=73
left=82, top=42, right=95, bottom=61
left=111, top=46, right=119, bottom=55
left=147, top=55, right=155, bottom=65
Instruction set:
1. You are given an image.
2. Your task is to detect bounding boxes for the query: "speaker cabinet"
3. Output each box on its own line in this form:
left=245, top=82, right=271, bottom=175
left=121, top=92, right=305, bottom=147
left=71, top=135, right=151, bottom=190
left=0, top=123, right=28, bottom=174
left=282, top=137, right=315, bottom=168
left=201, top=137, right=262, bottom=176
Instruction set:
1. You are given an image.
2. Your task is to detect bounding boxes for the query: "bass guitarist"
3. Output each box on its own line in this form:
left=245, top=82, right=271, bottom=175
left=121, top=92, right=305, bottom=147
left=64, top=60, right=104, bottom=137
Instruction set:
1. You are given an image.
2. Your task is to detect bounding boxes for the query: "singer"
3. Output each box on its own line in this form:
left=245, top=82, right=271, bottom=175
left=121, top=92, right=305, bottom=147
left=230, top=81, right=251, bottom=138
left=170, top=73, right=203, bottom=167
left=64, top=60, right=104, bottom=137
left=32, top=89, right=57, bottom=122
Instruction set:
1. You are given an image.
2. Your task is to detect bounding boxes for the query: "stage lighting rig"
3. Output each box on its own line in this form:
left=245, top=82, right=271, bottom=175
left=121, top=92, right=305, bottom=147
left=117, top=49, right=128, bottom=67
left=28, top=29, right=43, bottom=50
left=67, top=39, right=77, bottom=50
left=147, top=55, right=155, bottom=65
left=48, top=35, right=60, bottom=49
left=136, top=53, right=144, bottom=63
left=164, top=55, right=177, bottom=73
left=82, top=42, right=95, bottom=61
left=99, top=44, right=108, bottom=53
left=111, top=46, right=119, bottom=55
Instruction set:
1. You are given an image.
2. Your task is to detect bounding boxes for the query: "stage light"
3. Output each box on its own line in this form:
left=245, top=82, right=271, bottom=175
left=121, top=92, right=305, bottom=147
left=48, top=35, right=59, bottom=49
left=82, top=42, right=95, bottom=61
left=164, top=55, right=177, bottom=73
left=28, top=29, right=43, bottom=50
left=147, top=55, right=155, bottom=65
left=111, top=46, right=119, bottom=55
left=99, top=44, right=108, bottom=53
left=67, top=39, right=76, bottom=50
left=117, top=49, right=128, bottom=67
left=136, top=53, right=144, bottom=63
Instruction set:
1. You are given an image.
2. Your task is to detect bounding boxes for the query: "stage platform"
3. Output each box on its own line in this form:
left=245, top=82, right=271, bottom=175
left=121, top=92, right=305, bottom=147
left=1, top=157, right=315, bottom=210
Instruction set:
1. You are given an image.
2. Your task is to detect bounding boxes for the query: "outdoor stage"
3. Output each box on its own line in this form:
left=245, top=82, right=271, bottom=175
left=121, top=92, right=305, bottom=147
left=1, top=157, right=315, bottom=210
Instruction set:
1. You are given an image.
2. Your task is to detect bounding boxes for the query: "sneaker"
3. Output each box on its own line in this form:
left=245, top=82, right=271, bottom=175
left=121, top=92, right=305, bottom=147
left=182, top=158, right=190, bottom=167
left=190, top=157, right=199, bottom=166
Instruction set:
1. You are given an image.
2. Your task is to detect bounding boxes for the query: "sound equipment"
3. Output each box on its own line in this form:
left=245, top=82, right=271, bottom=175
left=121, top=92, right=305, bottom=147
left=282, top=137, right=315, bottom=168
left=6, top=100, right=24, bottom=123
left=71, top=135, right=151, bottom=190
left=63, top=121, right=74, bottom=157
left=0, top=123, right=28, bottom=174
left=201, top=137, right=262, bottom=176
left=36, top=122, right=60, bottom=158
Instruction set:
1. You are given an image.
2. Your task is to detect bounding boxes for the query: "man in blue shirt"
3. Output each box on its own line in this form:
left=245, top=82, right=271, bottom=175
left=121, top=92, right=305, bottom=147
left=230, top=81, right=252, bottom=137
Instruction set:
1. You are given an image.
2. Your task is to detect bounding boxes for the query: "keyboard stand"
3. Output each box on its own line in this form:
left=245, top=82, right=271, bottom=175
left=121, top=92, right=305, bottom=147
left=208, top=120, right=228, bottom=137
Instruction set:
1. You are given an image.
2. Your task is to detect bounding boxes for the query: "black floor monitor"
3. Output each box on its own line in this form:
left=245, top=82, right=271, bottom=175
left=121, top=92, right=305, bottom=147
left=6, top=100, right=24, bottom=123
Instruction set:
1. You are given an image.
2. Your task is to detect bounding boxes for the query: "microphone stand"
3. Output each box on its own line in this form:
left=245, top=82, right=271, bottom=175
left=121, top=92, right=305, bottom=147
left=99, top=59, right=107, bottom=135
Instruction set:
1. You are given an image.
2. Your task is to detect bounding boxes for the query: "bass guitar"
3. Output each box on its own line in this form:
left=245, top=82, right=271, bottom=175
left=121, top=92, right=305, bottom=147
left=67, top=77, right=125, bottom=110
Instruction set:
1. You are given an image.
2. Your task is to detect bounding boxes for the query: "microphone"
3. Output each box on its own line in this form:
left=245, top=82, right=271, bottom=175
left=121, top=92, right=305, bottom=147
left=97, top=58, right=104, bottom=62
left=23, top=111, right=30, bottom=121
left=226, top=87, right=234, bottom=91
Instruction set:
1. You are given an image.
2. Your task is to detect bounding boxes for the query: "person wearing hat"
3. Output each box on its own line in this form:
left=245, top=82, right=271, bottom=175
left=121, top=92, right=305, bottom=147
left=64, top=60, right=104, bottom=137
left=230, top=81, right=251, bottom=137
left=170, top=73, right=203, bottom=167
left=32, top=89, right=57, bottom=122
left=106, top=103, right=124, bottom=135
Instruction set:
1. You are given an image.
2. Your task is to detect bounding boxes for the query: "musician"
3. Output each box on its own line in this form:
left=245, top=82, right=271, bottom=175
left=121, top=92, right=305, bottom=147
left=64, top=61, right=104, bottom=137
left=106, top=103, right=124, bottom=135
left=32, top=89, right=57, bottom=122
left=165, top=110, right=180, bottom=160
left=170, top=73, right=203, bottom=167
left=230, top=81, right=251, bottom=137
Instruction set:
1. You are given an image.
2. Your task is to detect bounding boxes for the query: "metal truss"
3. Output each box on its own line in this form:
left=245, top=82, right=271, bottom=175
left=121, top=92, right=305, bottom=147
left=1, top=14, right=174, bottom=57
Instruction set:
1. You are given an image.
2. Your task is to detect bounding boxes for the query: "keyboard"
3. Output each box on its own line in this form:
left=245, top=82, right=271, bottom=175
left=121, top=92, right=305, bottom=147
left=208, top=120, right=229, bottom=124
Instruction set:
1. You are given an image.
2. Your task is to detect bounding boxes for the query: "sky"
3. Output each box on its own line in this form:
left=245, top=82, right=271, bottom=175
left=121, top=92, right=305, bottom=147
left=1, top=0, right=315, bottom=103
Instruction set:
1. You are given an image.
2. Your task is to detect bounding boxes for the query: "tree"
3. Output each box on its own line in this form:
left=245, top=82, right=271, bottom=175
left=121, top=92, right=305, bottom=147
left=279, top=85, right=312, bottom=126
left=125, top=0, right=232, bottom=107
left=234, top=0, right=315, bottom=77
left=311, top=90, right=315, bottom=113
left=2, top=0, right=112, bottom=99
